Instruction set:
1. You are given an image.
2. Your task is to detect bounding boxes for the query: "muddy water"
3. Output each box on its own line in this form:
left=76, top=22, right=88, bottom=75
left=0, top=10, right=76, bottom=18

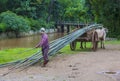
left=99, top=71, right=120, bottom=81
left=0, top=33, right=64, bottom=50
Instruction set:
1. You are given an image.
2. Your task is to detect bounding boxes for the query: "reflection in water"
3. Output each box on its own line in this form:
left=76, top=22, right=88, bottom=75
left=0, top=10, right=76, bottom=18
left=0, top=33, right=65, bottom=50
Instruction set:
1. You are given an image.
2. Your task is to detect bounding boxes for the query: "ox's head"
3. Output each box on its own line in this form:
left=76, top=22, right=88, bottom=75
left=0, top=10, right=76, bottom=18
left=104, top=28, right=108, bottom=33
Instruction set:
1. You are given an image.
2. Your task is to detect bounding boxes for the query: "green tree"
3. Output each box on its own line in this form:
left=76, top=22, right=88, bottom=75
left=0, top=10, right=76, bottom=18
left=89, top=0, right=120, bottom=37
left=0, top=0, right=8, bottom=12
left=54, top=0, right=87, bottom=22
left=0, top=11, right=30, bottom=37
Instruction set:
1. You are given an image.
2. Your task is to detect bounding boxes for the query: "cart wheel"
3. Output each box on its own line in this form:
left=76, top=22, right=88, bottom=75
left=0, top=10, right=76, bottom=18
left=70, top=41, right=76, bottom=51
left=92, top=31, right=98, bottom=51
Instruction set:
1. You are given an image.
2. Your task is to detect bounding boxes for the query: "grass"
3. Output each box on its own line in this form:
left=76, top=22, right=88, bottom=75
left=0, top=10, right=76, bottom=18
left=59, top=40, right=120, bottom=54
left=0, top=48, right=40, bottom=64
left=59, top=42, right=92, bottom=55
left=0, top=40, right=120, bottom=64
left=106, top=40, right=120, bottom=44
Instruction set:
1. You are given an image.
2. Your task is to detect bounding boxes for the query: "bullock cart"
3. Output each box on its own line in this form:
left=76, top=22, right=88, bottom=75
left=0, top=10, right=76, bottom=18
left=70, top=28, right=99, bottom=51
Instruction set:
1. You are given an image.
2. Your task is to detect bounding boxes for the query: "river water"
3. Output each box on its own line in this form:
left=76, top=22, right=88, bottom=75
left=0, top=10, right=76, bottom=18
left=0, top=33, right=64, bottom=50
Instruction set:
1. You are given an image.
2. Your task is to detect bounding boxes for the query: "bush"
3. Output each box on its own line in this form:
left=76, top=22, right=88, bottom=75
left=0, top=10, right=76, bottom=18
left=0, top=11, right=30, bottom=37
left=38, top=19, right=55, bottom=29
left=0, top=23, right=6, bottom=32
left=25, top=18, right=41, bottom=31
left=38, top=19, right=47, bottom=27
left=117, top=35, right=120, bottom=40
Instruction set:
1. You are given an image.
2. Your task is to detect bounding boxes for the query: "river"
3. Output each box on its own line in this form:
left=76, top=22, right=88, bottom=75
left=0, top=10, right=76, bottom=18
left=0, top=33, right=65, bottom=50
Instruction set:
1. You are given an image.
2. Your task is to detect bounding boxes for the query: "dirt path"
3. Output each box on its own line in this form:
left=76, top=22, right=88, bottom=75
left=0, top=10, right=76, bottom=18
left=0, top=44, right=120, bottom=81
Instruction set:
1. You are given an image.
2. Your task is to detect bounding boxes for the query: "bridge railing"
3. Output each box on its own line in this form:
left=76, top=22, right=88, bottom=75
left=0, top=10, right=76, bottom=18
left=56, top=21, right=95, bottom=26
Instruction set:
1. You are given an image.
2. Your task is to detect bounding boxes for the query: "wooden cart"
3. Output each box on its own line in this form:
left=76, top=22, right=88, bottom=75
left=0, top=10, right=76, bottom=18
left=70, top=29, right=99, bottom=51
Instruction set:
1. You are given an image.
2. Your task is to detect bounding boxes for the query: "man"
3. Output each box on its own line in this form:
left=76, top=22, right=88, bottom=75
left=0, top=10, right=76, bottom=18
left=35, top=28, right=49, bottom=67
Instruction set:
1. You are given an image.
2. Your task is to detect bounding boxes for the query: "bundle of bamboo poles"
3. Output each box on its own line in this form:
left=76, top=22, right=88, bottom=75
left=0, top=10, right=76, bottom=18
left=0, top=24, right=103, bottom=76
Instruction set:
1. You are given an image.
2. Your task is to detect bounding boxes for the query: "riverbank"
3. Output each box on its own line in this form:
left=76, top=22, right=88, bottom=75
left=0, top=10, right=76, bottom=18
left=0, top=29, right=56, bottom=40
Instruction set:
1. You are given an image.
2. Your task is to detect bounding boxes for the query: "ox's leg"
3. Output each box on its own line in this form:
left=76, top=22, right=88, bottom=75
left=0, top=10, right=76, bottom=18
left=84, top=42, right=86, bottom=48
left=103, top=41, right=105, bottom=49
left=103, top=35, right=106, bottom=49
left=100, top=41, right=103, bottom=48
left=80, top=42, right=83, bottom=49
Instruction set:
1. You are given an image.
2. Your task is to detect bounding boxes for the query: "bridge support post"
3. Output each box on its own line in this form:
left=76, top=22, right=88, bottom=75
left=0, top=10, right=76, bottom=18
left=61, top=24, right=64, bottom=33
left=67, top=25, right=70, bottom=34
left=55, top=24, right=59, bottom=33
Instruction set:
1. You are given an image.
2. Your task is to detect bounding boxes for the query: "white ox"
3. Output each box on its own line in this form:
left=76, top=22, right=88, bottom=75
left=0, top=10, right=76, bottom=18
left=95, top=27, right=108, bottom=49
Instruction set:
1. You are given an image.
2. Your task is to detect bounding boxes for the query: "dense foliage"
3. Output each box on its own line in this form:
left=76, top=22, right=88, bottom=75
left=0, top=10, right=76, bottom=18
left=0, top=0, right=119, bottom=38
left=87, top=0, right=120, bottom=38
left=0, top=11, right=30, bottom=37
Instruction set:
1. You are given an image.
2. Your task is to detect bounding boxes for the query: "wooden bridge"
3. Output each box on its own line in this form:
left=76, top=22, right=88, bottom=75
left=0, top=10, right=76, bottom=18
left=55, top=21, right=95, bottom=33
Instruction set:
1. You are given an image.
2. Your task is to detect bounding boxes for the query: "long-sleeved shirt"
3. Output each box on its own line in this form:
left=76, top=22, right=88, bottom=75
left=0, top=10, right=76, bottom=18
left=36, top=33, right=49, bottom=49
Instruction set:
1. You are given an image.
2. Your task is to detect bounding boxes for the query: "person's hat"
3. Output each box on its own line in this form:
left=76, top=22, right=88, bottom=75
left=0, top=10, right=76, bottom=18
left=40, top=27, right=45, bottom=32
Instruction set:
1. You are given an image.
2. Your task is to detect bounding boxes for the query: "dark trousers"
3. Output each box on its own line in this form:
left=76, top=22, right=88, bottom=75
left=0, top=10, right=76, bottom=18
left=42, top=47, right=49, bottom=62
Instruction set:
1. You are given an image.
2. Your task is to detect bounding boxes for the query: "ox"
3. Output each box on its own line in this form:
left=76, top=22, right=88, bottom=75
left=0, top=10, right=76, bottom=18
left=95, top=27, right=108, bottom=49
left=80, top=27, right=108, bottom=50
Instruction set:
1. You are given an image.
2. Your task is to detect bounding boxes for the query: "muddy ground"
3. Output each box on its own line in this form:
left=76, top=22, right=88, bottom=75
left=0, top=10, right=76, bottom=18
left=0, top=44, right=120, bottom=81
